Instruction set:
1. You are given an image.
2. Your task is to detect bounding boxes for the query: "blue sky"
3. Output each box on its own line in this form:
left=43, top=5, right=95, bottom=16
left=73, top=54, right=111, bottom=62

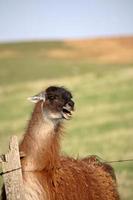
left=0, top=0, right=133, bottom=42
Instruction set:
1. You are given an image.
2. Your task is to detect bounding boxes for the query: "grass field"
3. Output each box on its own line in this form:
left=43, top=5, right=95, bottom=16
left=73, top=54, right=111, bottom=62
left=0, top=37, right=133, bottom=199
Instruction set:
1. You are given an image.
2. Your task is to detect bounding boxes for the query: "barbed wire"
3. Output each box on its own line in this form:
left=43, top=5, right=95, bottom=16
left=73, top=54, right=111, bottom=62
left=0, top=154, right=133, bottom=176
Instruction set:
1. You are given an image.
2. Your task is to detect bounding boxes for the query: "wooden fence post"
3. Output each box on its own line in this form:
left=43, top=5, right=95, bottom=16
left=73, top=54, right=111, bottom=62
left=1, top=136, right=25, bottom=200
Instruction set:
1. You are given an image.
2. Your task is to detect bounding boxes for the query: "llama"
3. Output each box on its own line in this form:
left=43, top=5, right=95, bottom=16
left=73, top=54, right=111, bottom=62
left=2, top=86, right=120, bottom=200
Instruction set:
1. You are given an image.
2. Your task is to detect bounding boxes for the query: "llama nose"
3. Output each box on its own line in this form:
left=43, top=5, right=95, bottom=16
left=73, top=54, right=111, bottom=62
left=68, top=100, right=75, bottom=110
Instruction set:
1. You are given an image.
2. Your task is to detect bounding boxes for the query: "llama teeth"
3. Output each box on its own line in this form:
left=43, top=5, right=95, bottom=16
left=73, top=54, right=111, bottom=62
left=62, top=107, right=72, bottom=114
left=61, top=110, right=72, bottom=120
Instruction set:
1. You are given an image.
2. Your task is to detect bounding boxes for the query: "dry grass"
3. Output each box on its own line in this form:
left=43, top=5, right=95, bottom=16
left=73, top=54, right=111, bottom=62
left=0, top=37, right=133, bottom=199
left=45, top=36, right=133, bottom=63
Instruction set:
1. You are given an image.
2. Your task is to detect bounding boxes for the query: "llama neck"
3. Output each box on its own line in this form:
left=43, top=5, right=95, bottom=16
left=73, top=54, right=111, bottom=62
left=20, top=101, right=62, bottom=171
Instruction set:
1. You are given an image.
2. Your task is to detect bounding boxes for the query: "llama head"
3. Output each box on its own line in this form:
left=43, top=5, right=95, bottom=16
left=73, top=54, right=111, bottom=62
left=28, top=86, right=75, bottom=120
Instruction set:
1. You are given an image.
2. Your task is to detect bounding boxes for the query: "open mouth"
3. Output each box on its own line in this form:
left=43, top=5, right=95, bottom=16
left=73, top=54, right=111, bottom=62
left=62, top=107, right=73, bottom=120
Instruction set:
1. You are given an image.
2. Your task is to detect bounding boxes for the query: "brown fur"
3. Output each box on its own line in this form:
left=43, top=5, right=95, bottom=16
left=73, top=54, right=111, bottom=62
left=1, top=88, right=120, bottom=200
left=19, top=101, right=120, bottom=200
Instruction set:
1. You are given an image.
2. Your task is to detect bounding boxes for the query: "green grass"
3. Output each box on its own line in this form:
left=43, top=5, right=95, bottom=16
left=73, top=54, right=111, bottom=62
left=0, top=41, right=133, bottom=199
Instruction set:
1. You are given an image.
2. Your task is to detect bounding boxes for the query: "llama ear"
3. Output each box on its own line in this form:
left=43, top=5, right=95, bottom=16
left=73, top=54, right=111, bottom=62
left=27, top=93, right=45, bottom=103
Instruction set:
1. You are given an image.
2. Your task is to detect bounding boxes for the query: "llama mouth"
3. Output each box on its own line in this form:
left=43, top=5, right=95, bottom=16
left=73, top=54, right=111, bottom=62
left=62, top=107, right=72, bottom=120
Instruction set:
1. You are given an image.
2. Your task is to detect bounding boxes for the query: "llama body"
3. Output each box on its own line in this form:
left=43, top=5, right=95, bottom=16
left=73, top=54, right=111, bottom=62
left=2, top=86, right=120, bottom=199
left=22, top=158, right=119, bottom=200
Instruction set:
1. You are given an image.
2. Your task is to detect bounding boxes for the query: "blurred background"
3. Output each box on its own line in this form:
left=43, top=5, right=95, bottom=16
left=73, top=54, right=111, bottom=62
left=0, top=0, right=133, bottom=199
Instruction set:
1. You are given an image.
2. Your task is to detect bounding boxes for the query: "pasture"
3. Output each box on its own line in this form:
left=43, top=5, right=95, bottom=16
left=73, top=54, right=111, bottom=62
left=0, top=37, right=133, bottom=199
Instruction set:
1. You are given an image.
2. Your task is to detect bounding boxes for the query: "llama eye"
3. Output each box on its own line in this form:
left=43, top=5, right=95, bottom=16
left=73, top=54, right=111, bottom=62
left=49, top=96, right=55, bottom=100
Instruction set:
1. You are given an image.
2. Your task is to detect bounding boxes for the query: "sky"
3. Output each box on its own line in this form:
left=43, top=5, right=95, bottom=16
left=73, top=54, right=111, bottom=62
left=0, top=0, right=133, bottom=42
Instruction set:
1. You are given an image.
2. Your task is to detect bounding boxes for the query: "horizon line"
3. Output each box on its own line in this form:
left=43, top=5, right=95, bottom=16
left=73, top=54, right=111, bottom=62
left=0, top=33, right=133, bottom=45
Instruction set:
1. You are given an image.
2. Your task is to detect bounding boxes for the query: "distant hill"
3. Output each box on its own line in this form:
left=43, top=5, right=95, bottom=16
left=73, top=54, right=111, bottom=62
left=62, top=36, right=133, bottom=63
left=0, top=36, right=133, bottom=64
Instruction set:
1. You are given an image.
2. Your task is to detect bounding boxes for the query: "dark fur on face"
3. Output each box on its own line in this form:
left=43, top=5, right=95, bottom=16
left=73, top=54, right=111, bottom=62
left=43, top=86, right=74, bottom=120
